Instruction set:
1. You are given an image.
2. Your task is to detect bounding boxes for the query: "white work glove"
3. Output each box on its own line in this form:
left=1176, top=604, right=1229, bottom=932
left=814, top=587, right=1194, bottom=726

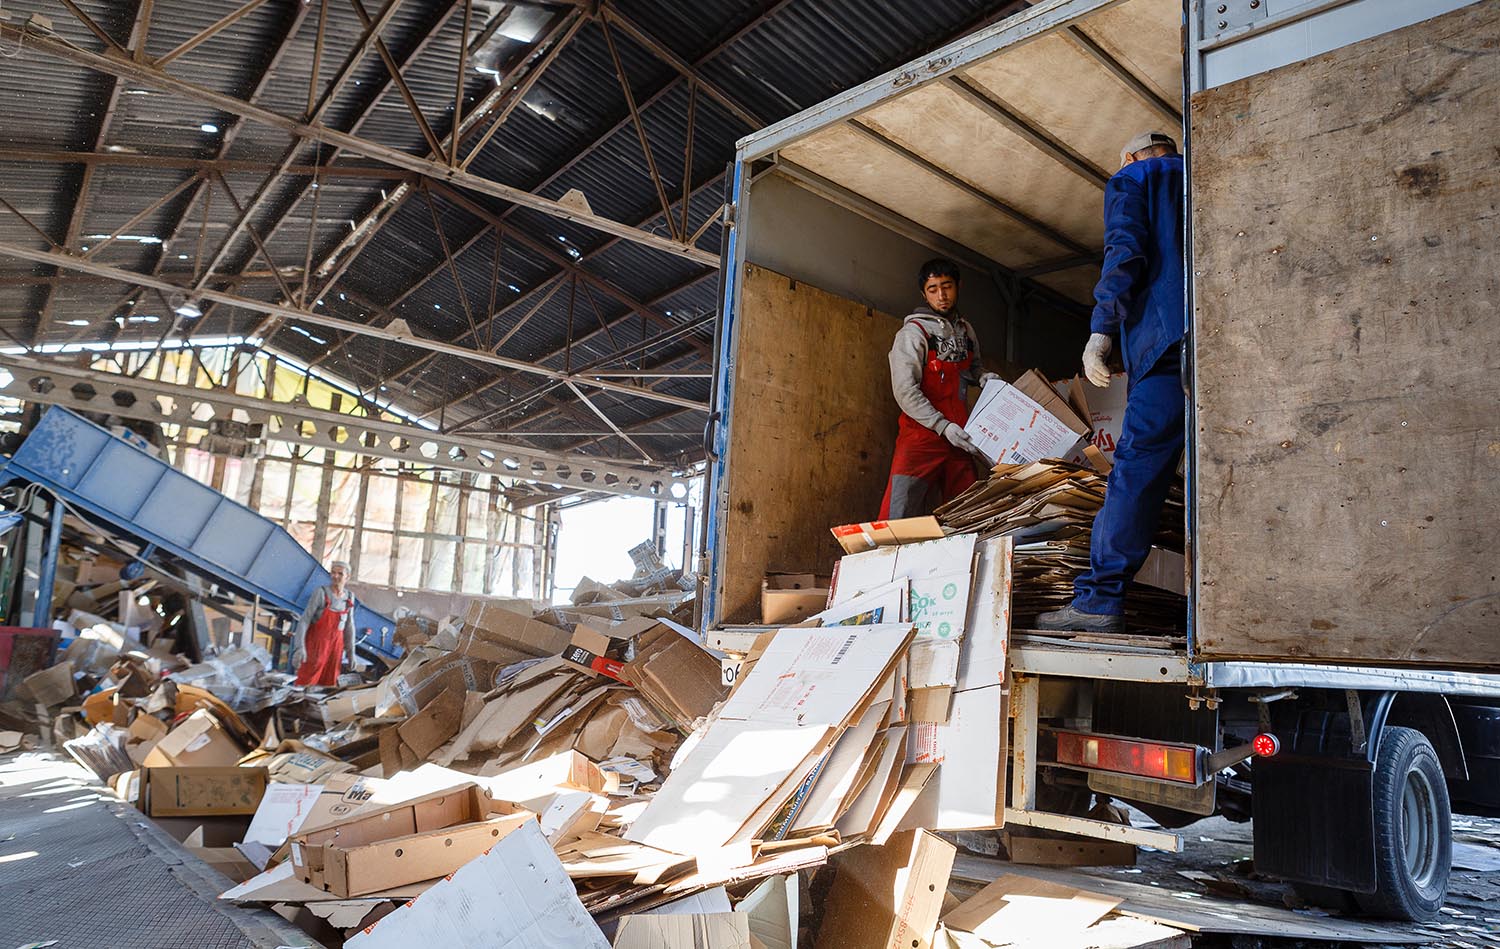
left=292, top=646, right=307, bottom=667
left=1082, top=333, right=1114, bottom=388
left=978, top=371, right=1000, bottom=388
left=941, top=420, right=984, bottom=458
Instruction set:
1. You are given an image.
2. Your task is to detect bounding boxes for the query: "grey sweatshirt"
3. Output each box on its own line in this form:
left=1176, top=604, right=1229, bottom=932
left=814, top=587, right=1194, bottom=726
left=888, top=307, right=983, bottom=434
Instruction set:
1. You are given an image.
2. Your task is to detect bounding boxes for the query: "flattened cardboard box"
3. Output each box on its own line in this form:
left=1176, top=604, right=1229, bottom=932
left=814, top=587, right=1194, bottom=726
left=463, top=602, right=571, bottom=658
left=831, top=516, right=944, bottom=555
left=620, top=624, right=727, bottom=732
left=141, top=766, right=269, bottom=817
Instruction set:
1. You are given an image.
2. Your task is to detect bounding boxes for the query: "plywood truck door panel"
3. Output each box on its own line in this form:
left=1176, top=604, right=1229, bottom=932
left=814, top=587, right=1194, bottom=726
left=717, top=265, right=903, bottom=624
left=1190, top=2, right=1500, bottom=667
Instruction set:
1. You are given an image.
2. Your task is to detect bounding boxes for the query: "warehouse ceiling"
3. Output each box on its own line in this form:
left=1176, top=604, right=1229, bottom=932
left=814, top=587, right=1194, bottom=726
left=0, top=0, right=1031, bottom=469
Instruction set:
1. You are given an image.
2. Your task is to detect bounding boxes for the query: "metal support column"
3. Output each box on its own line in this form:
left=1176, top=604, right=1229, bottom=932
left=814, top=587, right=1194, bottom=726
left=30, top=494, right=65, bottom=628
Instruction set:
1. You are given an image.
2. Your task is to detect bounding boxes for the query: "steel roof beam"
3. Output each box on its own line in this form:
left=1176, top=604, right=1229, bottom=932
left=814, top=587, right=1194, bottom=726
left=0, top=22, right=717, bottom=266
left=0, top=353, right=688, bottom=499
left=0, top=240, right=708, bottom=413
left=32, top=0, right=150, bottom=345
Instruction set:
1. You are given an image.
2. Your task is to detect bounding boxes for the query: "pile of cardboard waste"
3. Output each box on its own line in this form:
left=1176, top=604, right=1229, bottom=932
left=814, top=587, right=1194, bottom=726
left=934, top=460, right=1187, bottom=633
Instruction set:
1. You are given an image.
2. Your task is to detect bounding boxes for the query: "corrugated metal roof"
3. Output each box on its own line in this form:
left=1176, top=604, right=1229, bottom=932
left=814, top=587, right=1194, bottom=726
left=0, top=0, right=1036, bottom=461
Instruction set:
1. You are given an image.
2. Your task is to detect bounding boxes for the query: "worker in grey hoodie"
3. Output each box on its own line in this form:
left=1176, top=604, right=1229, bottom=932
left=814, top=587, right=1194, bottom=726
left=879, top=258, right=997, bottom=518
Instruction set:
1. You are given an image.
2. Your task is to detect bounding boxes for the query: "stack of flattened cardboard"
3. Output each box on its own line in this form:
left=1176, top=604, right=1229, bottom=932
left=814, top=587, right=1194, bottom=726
left=627, top=624, right=914, bottom=856
left=934, top=461, right=1186, bottom=633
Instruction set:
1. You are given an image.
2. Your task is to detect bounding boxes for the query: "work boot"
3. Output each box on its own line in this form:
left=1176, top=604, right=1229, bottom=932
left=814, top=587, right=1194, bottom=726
left=1033, top=604, right=1124, bottom=633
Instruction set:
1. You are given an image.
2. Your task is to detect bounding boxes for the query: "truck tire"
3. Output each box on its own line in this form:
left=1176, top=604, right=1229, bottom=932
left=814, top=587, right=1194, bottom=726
left=1355, top=726, right=1451, bottom=920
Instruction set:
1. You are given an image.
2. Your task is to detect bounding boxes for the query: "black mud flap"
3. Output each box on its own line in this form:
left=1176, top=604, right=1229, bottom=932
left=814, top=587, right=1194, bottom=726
left=1252, top=754, right=1376, bottom=893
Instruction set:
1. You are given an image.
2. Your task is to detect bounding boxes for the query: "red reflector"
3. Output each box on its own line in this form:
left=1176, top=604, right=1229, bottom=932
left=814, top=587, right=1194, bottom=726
left=1252, top=733, right=1280, bottom=757
left=1054, top=731, right=1199, bottom=784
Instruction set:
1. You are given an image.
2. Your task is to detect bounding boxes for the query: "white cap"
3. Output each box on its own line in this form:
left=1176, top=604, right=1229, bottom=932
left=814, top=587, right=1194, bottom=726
left=330, top=560, right=351, bottom=571
left=1121, top=130, right=1178, bottom=165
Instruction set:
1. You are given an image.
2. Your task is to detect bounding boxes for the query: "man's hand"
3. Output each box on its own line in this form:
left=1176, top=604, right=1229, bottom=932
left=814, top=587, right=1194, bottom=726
left=978, top=371, right=1000, bottom=388
left=292, top=646, right=307, bottom=667
left=1082, top=333, right=1114, bottom=388
left=941, top=420, right=986, bottom=459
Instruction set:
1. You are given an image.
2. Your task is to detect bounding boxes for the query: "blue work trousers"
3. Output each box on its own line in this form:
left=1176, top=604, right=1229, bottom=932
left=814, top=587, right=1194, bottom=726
left=1073, top=346, right=1184, bottom=615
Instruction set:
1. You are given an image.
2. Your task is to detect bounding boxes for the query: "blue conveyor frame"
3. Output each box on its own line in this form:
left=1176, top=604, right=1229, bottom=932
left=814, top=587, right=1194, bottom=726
left=0, top=407, right=397, bottom=658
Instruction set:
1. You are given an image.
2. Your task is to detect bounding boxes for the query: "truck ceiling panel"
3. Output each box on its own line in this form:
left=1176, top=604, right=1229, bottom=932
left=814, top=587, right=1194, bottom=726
left=1074, top=0, right=1184, bottom=107
left=761, top=0, right=1181, bottom=300
left=961, top=30, right=1173, bottom=177
left=858, top=81, right=1106, bottom=248
left=1034, top=264, right=1103, bottom=304
left=780, top=123, right=1076, bottom=269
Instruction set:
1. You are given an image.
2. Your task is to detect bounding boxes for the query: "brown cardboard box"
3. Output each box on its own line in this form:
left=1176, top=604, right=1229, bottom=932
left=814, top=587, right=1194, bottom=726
left=620, top=625, right=728, bottom=732
left=761, top=575, right=831, bottom=625
left=143, top=709, right=245, bottom=768
left=820, top=829, right=956, bottom=949
left=290, top=783, right=528, bottom=897
left=462, top=602, right=571, bottom=658
left=18, top=663, right=75, bottom=707
left=560, top=624, right=627, bottom=679
left=140, top=766, right=269, bottom=817
left=124, top=713, right=169, bottom=765
left=831, top=516, right=944, bottom=555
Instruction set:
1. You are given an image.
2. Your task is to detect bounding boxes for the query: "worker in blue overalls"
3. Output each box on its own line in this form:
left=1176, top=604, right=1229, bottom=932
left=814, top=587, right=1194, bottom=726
left=1037, top=131, right=1185, bottom=633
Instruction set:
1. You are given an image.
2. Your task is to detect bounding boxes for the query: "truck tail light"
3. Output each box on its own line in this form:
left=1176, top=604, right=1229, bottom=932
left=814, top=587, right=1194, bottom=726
left=1053, top=730, right=1201, bottom=784
left=1252, top=733, right=1280, bottom=757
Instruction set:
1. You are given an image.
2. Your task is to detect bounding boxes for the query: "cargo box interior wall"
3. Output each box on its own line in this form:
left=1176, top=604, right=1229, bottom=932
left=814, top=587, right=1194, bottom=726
left=707, top=0, right=1184, bottom=626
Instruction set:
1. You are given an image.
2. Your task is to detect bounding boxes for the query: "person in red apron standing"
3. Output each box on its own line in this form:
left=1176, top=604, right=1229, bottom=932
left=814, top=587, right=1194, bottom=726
left=880, top=259, right=998, bottom=519
left=292, top=560, right=362, bottom=686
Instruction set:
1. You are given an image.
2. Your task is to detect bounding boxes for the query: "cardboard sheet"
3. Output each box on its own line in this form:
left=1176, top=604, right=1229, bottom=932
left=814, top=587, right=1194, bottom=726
left=790, top=700, right=890, bottom=833
left=141, top=766, right=267, bottom=817
left=242, top=781, right=324, bottom=847
left=955, top=538, right=1012, bottom=692
left=625, top=720, right=830, bottom=855
left=836, top=726, right=907, bottom=840
left=821, top=829, right=955, bottom=949
left=614, top=913, right=752, bottom=949
left=941, top=873, right=1121, bottom=943
left=717, top=625, right=914, bottom=727
left=345, top=818, right=609, bottom=948
left=739, top=873, right=799, bottom=949
left=901, top=685, right=1006, bottom=831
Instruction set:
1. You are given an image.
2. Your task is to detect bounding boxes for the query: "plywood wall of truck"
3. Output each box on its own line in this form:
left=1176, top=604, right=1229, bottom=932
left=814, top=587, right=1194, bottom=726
left=717, top=265, right=904, bottom=623
left=1191, top=2, right=1500, bottom=668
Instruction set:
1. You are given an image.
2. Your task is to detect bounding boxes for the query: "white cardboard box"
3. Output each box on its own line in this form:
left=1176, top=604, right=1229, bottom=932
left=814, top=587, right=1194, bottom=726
left=964, top=379, right=1088, bottom=466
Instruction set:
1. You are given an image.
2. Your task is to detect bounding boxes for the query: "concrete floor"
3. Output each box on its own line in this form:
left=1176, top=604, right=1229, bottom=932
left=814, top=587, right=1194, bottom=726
left=0, top=751, right=317, bottom=949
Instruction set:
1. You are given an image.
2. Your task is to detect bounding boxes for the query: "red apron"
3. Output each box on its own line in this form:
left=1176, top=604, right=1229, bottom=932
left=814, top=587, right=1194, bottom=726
left=294, top=590, right=348, bottom=687
left=879, top=340, right=978, bottom=518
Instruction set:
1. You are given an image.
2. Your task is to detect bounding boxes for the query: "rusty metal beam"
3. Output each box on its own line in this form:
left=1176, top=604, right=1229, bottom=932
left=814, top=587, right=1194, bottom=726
left=0, top=149, right=414, bottom=178
left=155, top=0, right=272, bottom=67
